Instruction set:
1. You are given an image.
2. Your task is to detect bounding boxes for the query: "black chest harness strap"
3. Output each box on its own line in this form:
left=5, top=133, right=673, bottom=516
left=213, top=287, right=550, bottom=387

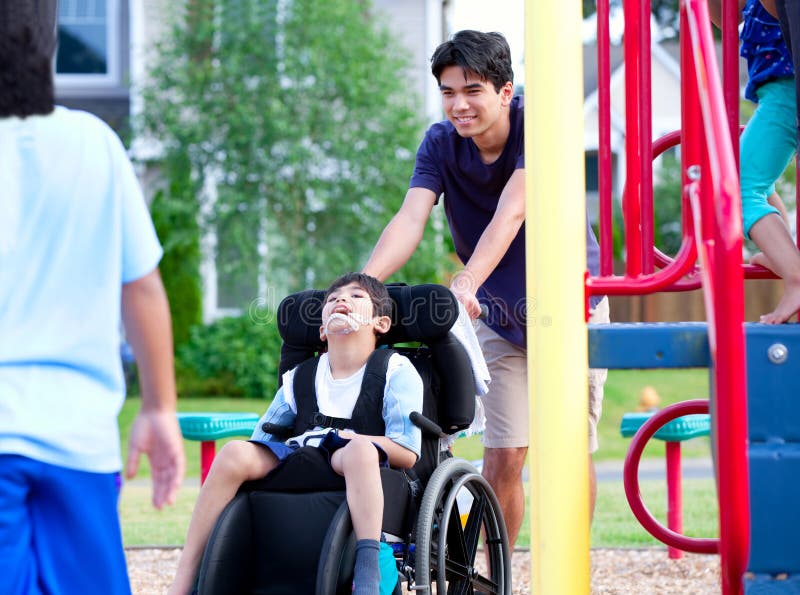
left=291, top=348, right=395, bottom=437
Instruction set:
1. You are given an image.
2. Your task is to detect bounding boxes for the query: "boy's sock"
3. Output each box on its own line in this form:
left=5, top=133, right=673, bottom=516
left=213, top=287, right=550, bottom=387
left=353, top=538, right=381, bottom=595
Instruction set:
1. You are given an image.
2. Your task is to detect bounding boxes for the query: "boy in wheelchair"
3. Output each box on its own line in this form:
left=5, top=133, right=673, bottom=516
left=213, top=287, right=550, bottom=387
left=169, top=273, right=423, bottom=595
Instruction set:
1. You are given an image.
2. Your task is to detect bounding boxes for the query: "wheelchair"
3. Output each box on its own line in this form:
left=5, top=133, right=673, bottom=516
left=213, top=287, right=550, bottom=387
left=195, top=284, right=511, bottom=594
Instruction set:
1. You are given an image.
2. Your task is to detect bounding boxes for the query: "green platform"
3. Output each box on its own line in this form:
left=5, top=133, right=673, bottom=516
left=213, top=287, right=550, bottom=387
left=620, top=412, right=711, bottom=442
left=176, top=412, right=260, bottom=441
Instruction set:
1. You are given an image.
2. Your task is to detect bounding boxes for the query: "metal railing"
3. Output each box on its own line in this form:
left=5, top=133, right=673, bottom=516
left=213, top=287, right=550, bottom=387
left=585, top=0, right=750, bottom=592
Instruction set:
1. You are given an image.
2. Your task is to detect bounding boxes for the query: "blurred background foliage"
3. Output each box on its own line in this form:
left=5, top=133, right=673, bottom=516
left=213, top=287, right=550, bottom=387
left=139, top=0, right=457, bottom=397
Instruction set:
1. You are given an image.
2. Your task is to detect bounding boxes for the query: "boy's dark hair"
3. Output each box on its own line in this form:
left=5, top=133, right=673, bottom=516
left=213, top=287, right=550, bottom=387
left=430, top=30, right=513, bottom=92
left=325, top=272, right=392, bottom=318
left=0, top=0, right=58, bottom=118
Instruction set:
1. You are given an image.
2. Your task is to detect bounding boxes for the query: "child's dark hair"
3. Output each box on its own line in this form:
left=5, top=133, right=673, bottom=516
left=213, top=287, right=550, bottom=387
left=431, top=30, right=513, bottom=92
left=325, top=273, right=392, bottom=318
left=0, top=0, right=57, bottom=118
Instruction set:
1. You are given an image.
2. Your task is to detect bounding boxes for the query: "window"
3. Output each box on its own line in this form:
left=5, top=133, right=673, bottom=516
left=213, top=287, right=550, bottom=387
left=56, top=0, right=120, bottom=86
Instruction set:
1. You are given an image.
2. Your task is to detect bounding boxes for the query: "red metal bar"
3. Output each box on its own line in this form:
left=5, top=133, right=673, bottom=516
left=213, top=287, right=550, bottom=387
left=201, top=440, right=216, bottom=485
left=666, top=441, right=684, bottom=560
left=623, top=400, right=718, bottom=554
left=597, top=0, right=614, bottom=276
left=683, top=1, right=750, bottom=593
left=623, top=0, right=642, bottom=277
left=722, top=0, right=740, bottom=169
left=639, top=0, right=655, bottom=274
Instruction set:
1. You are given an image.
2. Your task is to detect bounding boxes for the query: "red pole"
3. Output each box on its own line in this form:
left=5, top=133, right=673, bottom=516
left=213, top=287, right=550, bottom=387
left=597, top=0, right=614, bottom=276
left=201, top=440, right=216, bottom=485
left=722, top=0, right=740, bottom=169
left=623, top=0, right=642, bottom=277
left=639, top=0, right=655, bottom=274
left=666, top=441, right=684, bottom=560
left=684, top=1, right=750, bottom=592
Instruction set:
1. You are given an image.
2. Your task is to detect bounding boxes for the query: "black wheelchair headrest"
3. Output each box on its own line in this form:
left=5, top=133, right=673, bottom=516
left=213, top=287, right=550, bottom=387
left=276, top=284, right=459, bottom=378
left=277, top=283, right=458, bottom=349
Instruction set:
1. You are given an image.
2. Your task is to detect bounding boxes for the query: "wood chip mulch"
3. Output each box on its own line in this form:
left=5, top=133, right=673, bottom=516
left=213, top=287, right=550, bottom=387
left=126, top=547, right=721, bottom=594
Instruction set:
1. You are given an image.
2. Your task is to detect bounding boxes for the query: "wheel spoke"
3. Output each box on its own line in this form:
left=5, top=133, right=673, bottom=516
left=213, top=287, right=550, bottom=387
left=462, top=492, right=487, bottom=560
left=471, top=572, right=500, bottom=593
left=445, top=500, right=469, bottom=566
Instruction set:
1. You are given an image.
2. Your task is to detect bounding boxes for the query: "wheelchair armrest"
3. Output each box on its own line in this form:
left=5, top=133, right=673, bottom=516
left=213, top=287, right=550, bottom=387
left=410, top=411, right=446, bottom=439
left=261, top=422, right=293, bottom=441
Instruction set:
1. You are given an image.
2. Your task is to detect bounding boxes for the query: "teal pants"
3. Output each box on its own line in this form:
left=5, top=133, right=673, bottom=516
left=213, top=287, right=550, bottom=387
left=740, top=77, right=796, bottom=238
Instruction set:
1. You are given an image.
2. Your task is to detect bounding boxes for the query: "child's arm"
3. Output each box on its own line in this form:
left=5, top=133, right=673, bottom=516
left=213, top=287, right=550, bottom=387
left=351, top=353, right=425, bottom=469
left=251, top=385, right=296, bottom=442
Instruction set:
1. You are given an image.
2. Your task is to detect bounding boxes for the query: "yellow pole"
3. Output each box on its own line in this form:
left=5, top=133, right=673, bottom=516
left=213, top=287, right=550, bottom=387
left=525, top=0, right=590, bottom=592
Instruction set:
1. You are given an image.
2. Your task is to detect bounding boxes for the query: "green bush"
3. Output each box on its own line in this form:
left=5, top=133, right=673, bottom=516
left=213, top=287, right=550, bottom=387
left=149, top=154, right=203, bottom=348
left=177, top=313, right=282, bottom=399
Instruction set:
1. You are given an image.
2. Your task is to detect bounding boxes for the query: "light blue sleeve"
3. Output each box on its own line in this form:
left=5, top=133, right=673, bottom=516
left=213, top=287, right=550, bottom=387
left=250, top=386, right=297, bottom=441
left=110, top=126, right=163, bottom=284
left=382, top=356, right=424, bottom=458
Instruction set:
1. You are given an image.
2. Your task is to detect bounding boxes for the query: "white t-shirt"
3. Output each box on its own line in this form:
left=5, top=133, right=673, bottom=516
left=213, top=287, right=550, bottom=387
left=0, top=107, right=162, bottom=472
left=252, top=352, right=424, bottom=457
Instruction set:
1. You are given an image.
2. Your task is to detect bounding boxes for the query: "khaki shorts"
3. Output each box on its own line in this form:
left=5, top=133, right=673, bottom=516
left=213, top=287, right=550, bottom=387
left=476, top=296, right=610, bottom=453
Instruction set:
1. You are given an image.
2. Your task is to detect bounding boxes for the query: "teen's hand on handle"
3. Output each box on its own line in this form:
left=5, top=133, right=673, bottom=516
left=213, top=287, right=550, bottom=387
left=450, top=269, right=482, bottom=319
left=126, top=409, right=186, bottom=509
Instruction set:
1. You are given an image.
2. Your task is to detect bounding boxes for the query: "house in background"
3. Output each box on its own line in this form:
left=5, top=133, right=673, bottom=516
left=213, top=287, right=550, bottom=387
left=55, top=1, right=448, bottom=140
left=55, top=0, right=131, bottom=134
left=582, top=41, right=683, bottom=222
left=581, top=40, right=748, bottom=221
left=53, top=1, right=450, bottom=322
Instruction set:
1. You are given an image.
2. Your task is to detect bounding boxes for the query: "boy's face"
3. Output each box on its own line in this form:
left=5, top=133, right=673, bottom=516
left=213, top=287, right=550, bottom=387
left=320, top=282, right=390, bottom=341
left=438, top=66, right=513, bottom=141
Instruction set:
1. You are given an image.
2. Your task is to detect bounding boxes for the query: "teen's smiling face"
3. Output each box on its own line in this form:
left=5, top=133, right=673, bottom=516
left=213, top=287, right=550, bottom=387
left=438, top=65, right=513, bottom=141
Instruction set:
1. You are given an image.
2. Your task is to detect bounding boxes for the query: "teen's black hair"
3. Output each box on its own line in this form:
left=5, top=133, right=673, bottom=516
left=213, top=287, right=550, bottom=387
left=0, top=0, right=58, bottom=118
left=430, top=29, right=513, bottom=92
left=325, top=272, right=392, bottom=318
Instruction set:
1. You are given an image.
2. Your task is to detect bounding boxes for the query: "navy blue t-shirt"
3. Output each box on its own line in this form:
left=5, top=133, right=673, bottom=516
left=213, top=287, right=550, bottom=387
left=409, top=95, right=602, bottom=348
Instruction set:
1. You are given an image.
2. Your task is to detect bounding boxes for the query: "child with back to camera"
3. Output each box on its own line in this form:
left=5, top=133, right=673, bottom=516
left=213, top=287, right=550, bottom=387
left=169, top=273, right=423, bottom=595
left=710, top=0, right=800, bottom=323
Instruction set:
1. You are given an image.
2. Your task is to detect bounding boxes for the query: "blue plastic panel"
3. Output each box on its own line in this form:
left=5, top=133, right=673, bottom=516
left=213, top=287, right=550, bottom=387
left=748, top=444, right=800, bottom=574
left=744, top=574, right=800, bottom=593
left=588, top=322, right=710, bottom=369
left=746, top=325, right=800, bottom=443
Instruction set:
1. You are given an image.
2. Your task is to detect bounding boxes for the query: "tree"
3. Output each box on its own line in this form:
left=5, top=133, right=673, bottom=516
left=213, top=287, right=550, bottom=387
left=142, top=0, right=455, bottom=310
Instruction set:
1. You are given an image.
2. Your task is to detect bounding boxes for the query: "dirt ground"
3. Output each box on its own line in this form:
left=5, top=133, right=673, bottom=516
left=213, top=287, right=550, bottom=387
left=126, top=547, right=721, bottom=594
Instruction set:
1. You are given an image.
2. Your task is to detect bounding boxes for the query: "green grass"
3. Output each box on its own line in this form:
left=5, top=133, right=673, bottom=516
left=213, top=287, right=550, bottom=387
left=452, top=367, right=712, bottom=464
left=121, top=484, right=199, bottom=546
left=591, top=478, right=718, bottom=547
left=119, top=368, right=716, bottom=547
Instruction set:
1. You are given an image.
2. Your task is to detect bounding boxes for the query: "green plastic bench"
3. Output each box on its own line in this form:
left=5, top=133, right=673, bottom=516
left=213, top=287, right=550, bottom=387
left=177, top=412, right=260, bottom=483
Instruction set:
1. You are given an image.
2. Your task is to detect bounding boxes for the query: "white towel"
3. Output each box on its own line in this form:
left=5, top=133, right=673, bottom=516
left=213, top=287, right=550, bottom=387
left=445, top=303, right=491, bottom=439
left=450, top=303, right=491, bottom=396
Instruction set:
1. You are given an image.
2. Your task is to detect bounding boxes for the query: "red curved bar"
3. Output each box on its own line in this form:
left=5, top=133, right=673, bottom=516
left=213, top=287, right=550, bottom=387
left=623, top=399, right=719, bottom=554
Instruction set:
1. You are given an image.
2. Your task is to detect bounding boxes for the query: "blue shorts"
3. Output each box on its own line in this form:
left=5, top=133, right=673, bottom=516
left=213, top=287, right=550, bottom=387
left=0, top=455, right=130, bottom=595
left=251, top=431, right=388, bottom=471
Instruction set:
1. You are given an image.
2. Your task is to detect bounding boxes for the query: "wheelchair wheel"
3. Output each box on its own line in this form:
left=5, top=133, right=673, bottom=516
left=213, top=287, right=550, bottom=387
left=415, top=458, right=511, bottom=594
left=316, top=500, right=356, bottom=595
